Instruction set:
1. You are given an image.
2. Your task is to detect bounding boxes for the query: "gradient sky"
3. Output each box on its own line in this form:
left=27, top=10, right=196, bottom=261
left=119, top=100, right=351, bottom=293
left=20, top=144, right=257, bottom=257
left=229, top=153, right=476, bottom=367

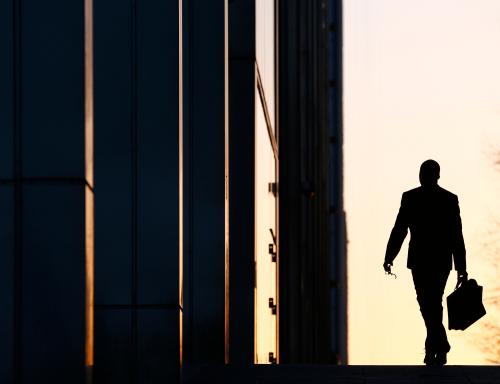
left=344, top=0, right=500, bottom=364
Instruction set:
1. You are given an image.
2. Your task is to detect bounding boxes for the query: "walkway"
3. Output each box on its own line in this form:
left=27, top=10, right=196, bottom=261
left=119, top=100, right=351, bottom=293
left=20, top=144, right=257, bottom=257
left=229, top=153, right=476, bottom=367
left=184, top=364, right=500, bottom=383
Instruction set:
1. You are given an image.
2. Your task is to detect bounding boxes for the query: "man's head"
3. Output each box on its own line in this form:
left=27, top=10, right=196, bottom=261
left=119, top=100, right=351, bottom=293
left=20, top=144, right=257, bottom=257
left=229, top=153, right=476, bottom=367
left=419, top=159, right=440, bottom=187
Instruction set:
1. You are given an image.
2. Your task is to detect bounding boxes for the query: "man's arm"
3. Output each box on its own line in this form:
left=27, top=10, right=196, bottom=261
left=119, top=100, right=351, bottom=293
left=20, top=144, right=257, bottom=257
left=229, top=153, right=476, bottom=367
left=452, top=195, right=467, bottom=274
left=384, top=193, right=409, bottom=266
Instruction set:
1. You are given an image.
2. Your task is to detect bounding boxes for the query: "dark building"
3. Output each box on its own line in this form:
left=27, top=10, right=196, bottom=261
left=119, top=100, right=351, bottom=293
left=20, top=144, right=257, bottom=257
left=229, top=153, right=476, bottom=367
left=0, top=0, right=346, bottom=383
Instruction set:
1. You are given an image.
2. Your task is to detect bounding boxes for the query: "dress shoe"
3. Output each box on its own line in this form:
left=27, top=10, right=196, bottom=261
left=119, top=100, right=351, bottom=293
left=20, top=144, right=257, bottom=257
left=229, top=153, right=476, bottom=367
left=434, top=352, right=447, bottom=365
left=424, top=351, right=436, bottom=366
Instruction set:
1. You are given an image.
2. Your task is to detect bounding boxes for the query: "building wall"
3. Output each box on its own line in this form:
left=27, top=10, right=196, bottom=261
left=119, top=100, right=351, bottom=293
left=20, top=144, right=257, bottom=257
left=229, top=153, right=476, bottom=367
left=93, top=0, right=181, bottom=382
left=0, top=1, right=92, bottom=382
left=0, top=0, right=345, bottom=382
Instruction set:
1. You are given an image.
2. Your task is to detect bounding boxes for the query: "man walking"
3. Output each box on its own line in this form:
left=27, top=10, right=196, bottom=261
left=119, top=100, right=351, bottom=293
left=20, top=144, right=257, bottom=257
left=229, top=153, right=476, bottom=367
left=383, top=160, right=468, bottom=365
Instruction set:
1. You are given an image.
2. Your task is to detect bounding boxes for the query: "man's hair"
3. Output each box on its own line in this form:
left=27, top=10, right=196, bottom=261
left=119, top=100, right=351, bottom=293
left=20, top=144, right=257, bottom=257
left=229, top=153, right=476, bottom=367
left=419, top=159, right=440, bottom=185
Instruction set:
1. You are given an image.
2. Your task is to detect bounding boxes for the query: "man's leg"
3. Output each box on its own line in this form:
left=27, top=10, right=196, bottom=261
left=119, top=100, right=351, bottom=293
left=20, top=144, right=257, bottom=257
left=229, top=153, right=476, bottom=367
left=430, top=269, right=451, bottom=364
left=412, top=269, right=451, bottom=363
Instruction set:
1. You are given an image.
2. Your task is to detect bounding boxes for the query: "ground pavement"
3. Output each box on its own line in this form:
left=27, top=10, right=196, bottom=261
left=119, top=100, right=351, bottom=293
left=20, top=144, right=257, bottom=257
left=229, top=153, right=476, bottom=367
left=183, top=364, right=500, bottom=384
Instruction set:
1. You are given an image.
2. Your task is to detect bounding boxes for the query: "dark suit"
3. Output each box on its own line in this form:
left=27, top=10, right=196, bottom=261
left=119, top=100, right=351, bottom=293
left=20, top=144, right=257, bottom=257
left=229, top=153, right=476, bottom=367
left=385, top=185, right=466, bottom=353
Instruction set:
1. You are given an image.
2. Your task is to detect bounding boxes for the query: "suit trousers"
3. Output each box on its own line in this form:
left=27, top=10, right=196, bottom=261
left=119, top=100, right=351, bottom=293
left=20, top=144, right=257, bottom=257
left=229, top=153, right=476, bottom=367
left=411, top=268, right=451, bottom=353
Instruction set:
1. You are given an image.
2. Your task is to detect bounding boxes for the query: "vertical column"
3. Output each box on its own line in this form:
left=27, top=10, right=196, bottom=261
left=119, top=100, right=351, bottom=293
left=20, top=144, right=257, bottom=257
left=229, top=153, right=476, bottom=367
left=0, top=0, right=92, bottom=382
left=0, top=0, right=15, bottom=382
left=183, top=0, right=229, bottom=366
left=228, top=0, right=256, bottom=364
left=136, top=0, right=181, bottom=381
left=93, top=0, right=180, bottom=383
left=93, top=2, right=134, bottom=380
left=327, top=0, right=347, bottom=364
left=278, top=0, right=333, bottom=363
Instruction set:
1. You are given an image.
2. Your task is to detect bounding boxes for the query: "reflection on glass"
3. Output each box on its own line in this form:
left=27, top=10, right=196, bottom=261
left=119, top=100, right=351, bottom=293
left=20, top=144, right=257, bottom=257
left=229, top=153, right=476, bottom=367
left=85, top=185, right=94, bottom=367
left=84, top=0, right=94, bottom=368
left=256, top=0, right=275, bottom=133
left=254, top=0, right=278, bottom=364
left=254, top=90, right=277, bottom=364
left=85, top=0, right=94, bottom=188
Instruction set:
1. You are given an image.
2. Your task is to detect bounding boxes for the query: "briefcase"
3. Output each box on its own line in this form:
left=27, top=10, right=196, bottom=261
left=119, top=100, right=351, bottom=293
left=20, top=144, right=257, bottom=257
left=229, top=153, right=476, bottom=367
left=447, top=279, right=486, bottom=330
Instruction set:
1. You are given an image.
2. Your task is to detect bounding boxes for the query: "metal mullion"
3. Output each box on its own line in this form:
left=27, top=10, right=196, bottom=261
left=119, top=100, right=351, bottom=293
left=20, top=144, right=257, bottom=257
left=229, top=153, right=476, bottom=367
left=130, top=0, right=139, bottom=381
left=255, top=64, right=279, bottom=161
left=12, top=0, right=23, bottom=379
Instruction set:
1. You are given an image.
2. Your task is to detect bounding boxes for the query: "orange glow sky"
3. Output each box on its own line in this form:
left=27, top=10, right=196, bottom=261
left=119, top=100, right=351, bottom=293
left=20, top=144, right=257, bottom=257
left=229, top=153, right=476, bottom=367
left=344, top=0, right=500, bottom=364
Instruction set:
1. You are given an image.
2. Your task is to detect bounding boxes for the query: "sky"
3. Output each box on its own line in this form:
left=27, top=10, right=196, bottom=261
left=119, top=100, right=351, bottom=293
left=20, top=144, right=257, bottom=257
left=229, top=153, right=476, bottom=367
left=344, top=0, right=500, bottom=364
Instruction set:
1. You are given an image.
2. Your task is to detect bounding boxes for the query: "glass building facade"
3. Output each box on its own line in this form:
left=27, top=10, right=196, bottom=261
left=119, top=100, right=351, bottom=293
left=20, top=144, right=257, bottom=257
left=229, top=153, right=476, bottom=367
left=0, top=0, right=345, bottom=382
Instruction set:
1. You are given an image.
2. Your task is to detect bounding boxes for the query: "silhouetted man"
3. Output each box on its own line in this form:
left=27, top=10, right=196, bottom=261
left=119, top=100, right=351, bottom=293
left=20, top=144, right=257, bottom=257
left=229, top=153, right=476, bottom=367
left=383, top=160, right=467, bottom=365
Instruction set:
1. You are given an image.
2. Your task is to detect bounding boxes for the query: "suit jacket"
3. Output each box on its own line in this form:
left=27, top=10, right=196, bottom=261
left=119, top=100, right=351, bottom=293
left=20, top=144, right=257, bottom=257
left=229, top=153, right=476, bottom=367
left=384, top=185, right=466, bottom=271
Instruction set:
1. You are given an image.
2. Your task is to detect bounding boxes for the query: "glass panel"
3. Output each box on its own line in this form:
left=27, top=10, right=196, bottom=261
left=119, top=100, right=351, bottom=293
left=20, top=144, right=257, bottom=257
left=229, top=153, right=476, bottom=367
left=94, top=309, right=133, bottom=384
left=137, top=0, right=179, bottom=306
left=255, top=0, right=275, bottom=133
left=0, top=0, right=14, bottom=179
left=254, top=95, right=277, bottom=364
left=138, top=309, right=179, bottom=382
left=94, top=0, right=133, bottom=305
left=0, top=186, right=14, bottom=381
left=21, top=184, right=85, bottom=381
left=21, top=0, right=85, bottom=178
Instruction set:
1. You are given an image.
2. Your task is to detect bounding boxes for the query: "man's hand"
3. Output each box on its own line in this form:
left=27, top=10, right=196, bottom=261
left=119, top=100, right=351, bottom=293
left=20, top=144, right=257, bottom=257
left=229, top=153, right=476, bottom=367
left=456, top=271, right=468, bottom=289
left=383, top=262, right=393, bottom=274
left=383, top=262, right=397, bottom=279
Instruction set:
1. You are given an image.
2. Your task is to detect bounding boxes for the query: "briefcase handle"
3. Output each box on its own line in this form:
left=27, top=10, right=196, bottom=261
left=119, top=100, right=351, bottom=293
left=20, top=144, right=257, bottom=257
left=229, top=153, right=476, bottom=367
left=455, top=278, right=480, bottom=293
left=455, top=272, right=469, bottom=291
